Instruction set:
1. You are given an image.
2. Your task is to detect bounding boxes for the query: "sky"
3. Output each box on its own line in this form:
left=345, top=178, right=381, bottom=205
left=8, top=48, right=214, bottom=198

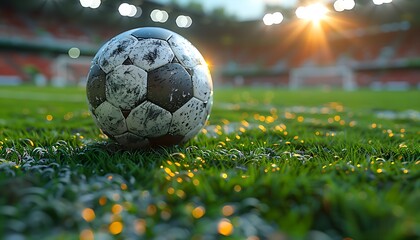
left=153, top=0, right=299, bottom=20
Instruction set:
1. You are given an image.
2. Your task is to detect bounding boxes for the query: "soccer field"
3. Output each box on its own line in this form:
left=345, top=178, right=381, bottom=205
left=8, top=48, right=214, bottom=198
left=0, top=86, right=419, bottom=239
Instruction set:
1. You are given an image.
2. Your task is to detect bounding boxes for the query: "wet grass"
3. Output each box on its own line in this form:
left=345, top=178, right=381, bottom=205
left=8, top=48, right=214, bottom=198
left=0, top=86, right=419, bottom=239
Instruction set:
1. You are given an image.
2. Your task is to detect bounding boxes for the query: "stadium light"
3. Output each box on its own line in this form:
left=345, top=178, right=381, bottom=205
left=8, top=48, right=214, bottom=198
left=119, top=3, right=140, bottom=17
left=373, top=0, right=393, bottom=5
left=90, top=0, right=100, bottom=9
left=79, top=0, right=101, bottom=9
left=295, top=6, right=306, bottom=19
left=119, top=3, right=131, bottom=16
left=334, top=1, right=345, bottom=12
left=263, top=14, right=274, bottom=26
left=128, top=6, right=137, bottom=17
left=296, top=3, right=328, bottom=23
left=176, top=15, right=192, bottom=28
left=133, top=7, right=142, bottom=18
left=334, top=0, right=355, bottom=12
left=151, top=9, right=169, bottom=23
left=344, top=0, right=356, bottom=10
left=263, top=12, right=283, bottom=26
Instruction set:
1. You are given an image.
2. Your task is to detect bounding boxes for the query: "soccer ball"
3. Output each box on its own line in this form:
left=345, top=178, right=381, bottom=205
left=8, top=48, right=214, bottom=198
left=86, top=27, right=213, bottom=149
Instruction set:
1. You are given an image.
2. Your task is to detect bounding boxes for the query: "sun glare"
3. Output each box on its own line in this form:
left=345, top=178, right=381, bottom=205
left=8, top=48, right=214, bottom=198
left=296, top=3, right=329, bottom=24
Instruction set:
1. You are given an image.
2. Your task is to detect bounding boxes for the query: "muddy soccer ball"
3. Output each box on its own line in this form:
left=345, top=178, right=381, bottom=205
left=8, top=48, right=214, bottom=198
left=86, top=27, right=213, bottom=149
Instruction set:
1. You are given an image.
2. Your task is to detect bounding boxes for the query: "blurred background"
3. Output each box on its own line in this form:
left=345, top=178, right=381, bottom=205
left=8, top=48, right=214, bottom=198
left=0, top=0, right=419, bottom=90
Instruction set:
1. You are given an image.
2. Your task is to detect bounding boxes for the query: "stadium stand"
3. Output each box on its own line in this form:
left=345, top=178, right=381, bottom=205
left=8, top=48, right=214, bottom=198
left=0, top=0, right=419, bottom=89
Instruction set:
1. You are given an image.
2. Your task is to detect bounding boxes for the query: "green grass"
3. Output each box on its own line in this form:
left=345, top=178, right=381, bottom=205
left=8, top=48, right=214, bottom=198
left=0, top=86, right=419, bottom=239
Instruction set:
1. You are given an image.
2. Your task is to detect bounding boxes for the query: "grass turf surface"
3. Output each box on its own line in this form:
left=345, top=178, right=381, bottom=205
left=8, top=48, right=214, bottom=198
left=0, top=86, right=419, bottom=239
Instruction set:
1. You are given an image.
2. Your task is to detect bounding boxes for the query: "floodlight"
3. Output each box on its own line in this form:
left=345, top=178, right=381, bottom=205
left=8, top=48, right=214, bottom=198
left=118, top=3, right=131, bottom=16
left=263, top=13, right=274, bottom=26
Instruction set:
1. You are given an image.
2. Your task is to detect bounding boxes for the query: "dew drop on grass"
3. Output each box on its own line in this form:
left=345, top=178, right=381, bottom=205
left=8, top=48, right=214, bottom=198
left=81, top=208, right=96, bottom=222
left=218, top=218, right=233, bottom=236
left=222, top=205, right=234, bottom=217
left=109, top=221, right=123, bottom=235
left=170, top=152, right=186, bottom=159
left=192, top=206, right=205, bottom=219
left=80, top=229, right=94, bottom=240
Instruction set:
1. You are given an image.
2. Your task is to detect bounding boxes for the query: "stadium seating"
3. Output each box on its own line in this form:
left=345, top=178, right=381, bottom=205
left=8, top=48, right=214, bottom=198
left=0, top=2, right=419, bottom=88
left=0, top=54, right=18, bottom=76
left=9, top=53, right=53, bottom=80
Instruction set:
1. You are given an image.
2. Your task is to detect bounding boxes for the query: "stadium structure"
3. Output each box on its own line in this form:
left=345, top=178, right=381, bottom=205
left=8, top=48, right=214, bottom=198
left=0, top=0, right=419, bottom=90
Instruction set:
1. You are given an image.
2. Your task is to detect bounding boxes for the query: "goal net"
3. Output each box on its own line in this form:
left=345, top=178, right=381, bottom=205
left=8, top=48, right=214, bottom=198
left=52, top=55, right=92, bottom=87
left=289, top=66, right=357, bottom=91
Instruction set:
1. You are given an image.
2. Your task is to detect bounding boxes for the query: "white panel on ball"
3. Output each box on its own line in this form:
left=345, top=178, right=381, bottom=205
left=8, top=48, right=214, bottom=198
left=192, top=65, right=213, bottom=102
left=94, top=101, right=127, bottom=135
left=168, top=34, right=206, bottom=68
left=92, top=29, right=138, bottom=65
left=182, top=122, right=204, bottom=143
left=98, top=35, right=138, bottom=74
left=205, top=95, right=213, bottom=121
left=129, top=39, right=174, bottom=71
left=169, top=97, right=206, bottom=136
left=126, top=101, right=172, bottom=137
left=106, top=65, right=147, bottom=110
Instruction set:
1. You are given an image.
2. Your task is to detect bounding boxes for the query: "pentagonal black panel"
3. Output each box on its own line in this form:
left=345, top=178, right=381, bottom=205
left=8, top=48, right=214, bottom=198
left=149, top=134, right=184, bottom=147
left=86, top=64, right=107, bottom=109
left=131, top=27, right=173, bottom=41
left=147, top=63, right=193, bottom=113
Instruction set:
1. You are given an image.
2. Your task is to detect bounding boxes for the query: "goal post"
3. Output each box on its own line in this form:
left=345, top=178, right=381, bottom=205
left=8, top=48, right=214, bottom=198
left=289, top=66, right=357, bottom=91
left=52, top=55, right=92, bottom=87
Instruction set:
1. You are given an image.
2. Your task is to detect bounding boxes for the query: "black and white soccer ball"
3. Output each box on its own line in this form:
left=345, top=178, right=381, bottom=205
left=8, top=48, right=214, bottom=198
left=86, top=27, right=213, bottom=149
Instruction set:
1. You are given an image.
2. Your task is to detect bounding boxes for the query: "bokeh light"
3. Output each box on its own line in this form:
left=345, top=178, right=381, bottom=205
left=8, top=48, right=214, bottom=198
left=81, top=208, right=95, bottom=222
left=334, top=0, right=345, bottom=12
left=263, top=12, right=283, bottom=26
left=133, top=219, right=146, bottom=235
left=295, top=6, right=306, bottom=19
left=109, top=221, right=123, bottom=235
left=68, top=47, right=80, bottom=58
left=112, top=204, right=123, bottom=214
left=150, top=9, right=169, bottom=23
left=133, top=7, right=142, bottom=18
left=79, top=0, right=101, bottom=9
left=118, top=3, right=131, bottom=16
left=89, top=0, right=101, bottom=9
left=218, top=218, right=233, bottom=236
left=176, top=15, right=193, bottom=28
left=222, top=205, right=234, bottom=216
left=79, top=229, right=94, bottom=240
left=119, top=3, right=139, bottom=17
left=334, top=0, right=356, bottom=12
left=373, top=0, right=393, bottom=5
left=192, top=206, right=205, bottom=219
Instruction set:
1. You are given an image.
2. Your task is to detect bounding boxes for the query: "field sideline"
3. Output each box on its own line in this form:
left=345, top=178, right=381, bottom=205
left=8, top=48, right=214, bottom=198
left=0, top=86, right=419, bottom=239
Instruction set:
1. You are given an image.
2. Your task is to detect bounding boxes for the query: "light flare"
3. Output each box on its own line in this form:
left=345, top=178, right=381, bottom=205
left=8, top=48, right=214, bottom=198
left=296, top=3, right=328, bottom=23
